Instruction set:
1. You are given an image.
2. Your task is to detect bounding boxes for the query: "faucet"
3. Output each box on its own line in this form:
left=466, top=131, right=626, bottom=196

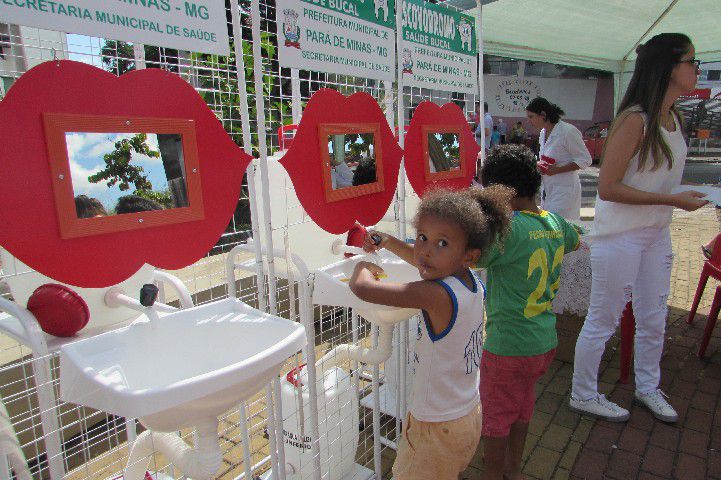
left=139, top=284, right=160, bottom=329
left=104, top=283, right=173, bottom=328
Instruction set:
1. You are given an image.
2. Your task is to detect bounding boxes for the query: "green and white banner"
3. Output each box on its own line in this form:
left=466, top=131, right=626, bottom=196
left=0, top=0, right=229, bottom=55
left=400, top=0, right=477, bottom=94
left=277, top=0, right=396, bottom=81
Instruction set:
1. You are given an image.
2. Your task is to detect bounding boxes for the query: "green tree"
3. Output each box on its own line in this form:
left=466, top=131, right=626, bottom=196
left=101, top=40, right=179, bottom=75
left=134, top=188, right=173, bottom=209
left=88, top=134, right=159, bottom=192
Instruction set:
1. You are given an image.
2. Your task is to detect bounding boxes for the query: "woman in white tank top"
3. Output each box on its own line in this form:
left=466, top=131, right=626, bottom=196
left=571, top=34, right=707, bottom=424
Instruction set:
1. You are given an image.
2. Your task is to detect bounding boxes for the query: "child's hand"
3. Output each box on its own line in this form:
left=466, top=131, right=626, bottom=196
left=355, top=261, right=385, bottom=280
left=350, top=261, right=386, bottom=292
left=363, top=230, right=389, bottom=253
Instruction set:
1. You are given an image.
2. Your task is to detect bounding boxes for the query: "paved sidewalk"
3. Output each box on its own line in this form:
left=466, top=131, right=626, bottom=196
left=460, top=206, right=721, bottom=479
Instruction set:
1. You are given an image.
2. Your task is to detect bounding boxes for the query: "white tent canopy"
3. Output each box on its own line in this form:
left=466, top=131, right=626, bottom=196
left=468, top=0, right=721, bottom=73
left=461, top=0, right=721, bottom=113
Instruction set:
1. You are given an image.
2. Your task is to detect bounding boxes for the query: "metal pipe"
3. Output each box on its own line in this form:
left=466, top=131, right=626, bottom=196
left=229, top=0, right=267, bottom=312
left=250, top=0, right=279, bottom=315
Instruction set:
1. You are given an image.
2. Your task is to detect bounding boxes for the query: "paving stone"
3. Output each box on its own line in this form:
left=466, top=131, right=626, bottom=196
left=583, top=424, right=620, bottom=453
left=679, top=428, right=710, bottom=458
left=536, top=391, right=565, bottom=415
left=552, top=468, right=570, bottom=480
left=685, top=407, right=713, bottom=433
left=650, top=422, right=680, bottom=450
left=637, top=472, right=666, bottom=480
left=553, top=404, right=581, bottom=430
left=617, top=426, right=649, bottom=456
left=641, top=445, right=674, bottom=478
left=628, top=404, right=656, bottom=431
left=709, top=450, right=721, bottom=479
left=559, top=440, right=582, bottom=471
left=675, top=452, right=707, bottom=480
left=606, top=449, right=642, bottom=479
left=539, top=424, right=573, bottom=452
left=671, top=378, right=698, bottom=399
left=545, top=375, right=571, bottom=396
left=571, top=417, right=594, bottom=443
left=555, top=363, right=574, bottom=379
left=523, top=446, right=560, bottom=480
left=571, top=449, right=608, bottom=480
left=711, top=426, right=721, bottom=450
left=690, top=391, right=717, bottom=412
left=528, top=410, right=553, bottom=436
left=523, top=433, right=539, bottom=462
left=698, top=376, right=721, bottom=396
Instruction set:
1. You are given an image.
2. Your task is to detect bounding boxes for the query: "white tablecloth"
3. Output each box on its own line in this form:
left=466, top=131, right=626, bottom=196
left=552, top=240, right=592, bottom=316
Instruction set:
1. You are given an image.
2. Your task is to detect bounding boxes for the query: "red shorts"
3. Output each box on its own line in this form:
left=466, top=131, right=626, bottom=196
left=479, top=349, right=556, bottom=437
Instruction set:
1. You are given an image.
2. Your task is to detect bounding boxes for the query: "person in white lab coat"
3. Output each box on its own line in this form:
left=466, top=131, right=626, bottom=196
left=526, top=97, right=592, bottom=221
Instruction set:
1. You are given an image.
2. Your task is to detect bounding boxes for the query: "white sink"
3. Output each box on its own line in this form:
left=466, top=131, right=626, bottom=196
left=59, top=298, right=306, bottom=432
left=313, top=251, right=421, bottom=325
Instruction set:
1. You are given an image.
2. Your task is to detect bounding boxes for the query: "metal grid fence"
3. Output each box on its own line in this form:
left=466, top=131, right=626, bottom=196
left=0, top=1, right=478, bottom=479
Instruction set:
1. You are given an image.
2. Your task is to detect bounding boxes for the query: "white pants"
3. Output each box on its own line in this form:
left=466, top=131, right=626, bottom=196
left=572, top=227, right=673, bottom=400
left=541, top=180, right=582, bottom=221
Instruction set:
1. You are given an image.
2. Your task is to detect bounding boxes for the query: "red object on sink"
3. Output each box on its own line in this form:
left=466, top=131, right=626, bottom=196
left=345, top=223, right=368, bottom=258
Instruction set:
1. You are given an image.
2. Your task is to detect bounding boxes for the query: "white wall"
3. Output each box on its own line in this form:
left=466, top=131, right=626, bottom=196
left=484, top=75, right=598, bottom=120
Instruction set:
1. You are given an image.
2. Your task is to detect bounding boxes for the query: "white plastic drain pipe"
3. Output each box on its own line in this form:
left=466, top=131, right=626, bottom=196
left=0, top=395, right=31, bottom=480
left=124, top=419, right=221, bottom=480
left=315, top=323, right=394, bottom=368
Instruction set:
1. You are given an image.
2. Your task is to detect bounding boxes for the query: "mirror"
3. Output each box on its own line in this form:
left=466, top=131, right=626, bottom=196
left=422, top=126, right=465, bottom=181
left=67, top=132, right=190, bottom=218
left=426, top=132, right=460, bottom=173
left=319, top=124, right=384, bottom=202
left=44, top=114, right=204, bottom=239
left=327, top=132, right=377, bottom=190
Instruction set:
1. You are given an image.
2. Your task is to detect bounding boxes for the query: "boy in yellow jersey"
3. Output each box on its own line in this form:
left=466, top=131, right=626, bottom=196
left=477, top=145, right=579, bottom=480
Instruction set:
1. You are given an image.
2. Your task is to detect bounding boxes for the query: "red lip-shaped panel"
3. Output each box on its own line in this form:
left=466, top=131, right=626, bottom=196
left=0, top=60, right=251, bottom=287
left=405, top=101, right=479, bottom=196
left=279, top=89, right=403, bottom=234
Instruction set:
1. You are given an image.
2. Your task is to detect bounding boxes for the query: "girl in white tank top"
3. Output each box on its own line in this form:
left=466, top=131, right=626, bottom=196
left=350, top=186, right=513, bottom=480
left=571, top=33, right=708, bottom=426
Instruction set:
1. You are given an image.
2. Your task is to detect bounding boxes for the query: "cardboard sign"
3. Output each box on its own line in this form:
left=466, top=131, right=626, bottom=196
left=400, top=0, right=477, bottom=94
left=0, top=0, right=229, bottom=55
left=277, top=0, right=396, bottom=81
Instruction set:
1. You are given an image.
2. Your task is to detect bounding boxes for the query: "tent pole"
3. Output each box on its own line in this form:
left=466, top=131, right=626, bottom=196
left=475, top=0, right=485, bottom=171
left=614, top=61, right=626, bottom=115
left=622, top=0, right=680, bottom=61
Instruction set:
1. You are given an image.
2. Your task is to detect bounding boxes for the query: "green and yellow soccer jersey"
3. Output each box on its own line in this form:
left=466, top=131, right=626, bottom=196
left=477, top=210, right=580, bottom=356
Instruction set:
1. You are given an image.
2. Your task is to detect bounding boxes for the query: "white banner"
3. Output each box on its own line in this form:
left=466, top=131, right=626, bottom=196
left=0, top=0, right=229, bottom=56
left=276, top=0, right=396, bottom=81
left=486, top=76, right=598, bottom=120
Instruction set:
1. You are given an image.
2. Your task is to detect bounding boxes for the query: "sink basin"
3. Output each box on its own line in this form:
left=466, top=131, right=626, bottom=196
left=313, top=251, right=421, bottom=325
left=59, top=298, right=306, bottom=432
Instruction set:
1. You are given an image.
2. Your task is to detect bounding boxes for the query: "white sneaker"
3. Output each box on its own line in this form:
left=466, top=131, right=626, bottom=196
left=635, top=389, right=678, bottom=423
left=569, top=394, right=630, bottom=422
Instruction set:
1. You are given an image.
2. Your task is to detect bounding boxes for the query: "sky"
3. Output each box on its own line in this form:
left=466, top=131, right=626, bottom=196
left=66, top=132, right=171, bottom=212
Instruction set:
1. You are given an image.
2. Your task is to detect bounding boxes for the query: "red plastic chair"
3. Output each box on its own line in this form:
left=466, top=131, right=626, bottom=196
left=687, top=232, right=721, bottom=325
left=698, top=285, right=721, bottom=357
left=278, top=124, right=298, bottom=150
left=619, top=300, right=635, bottom=384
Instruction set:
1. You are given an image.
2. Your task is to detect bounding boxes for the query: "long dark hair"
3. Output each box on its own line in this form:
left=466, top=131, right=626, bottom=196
left=613, top=33, right=692, bottom=171
left=526, top=97, right=564, bottom=124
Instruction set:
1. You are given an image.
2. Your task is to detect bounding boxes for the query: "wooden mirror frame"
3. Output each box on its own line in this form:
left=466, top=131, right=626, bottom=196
left=43, top=113, right=205, bottom=239
left=318, top=123, right=384, bottom=203
left=422, top=125, right=466, bottom=182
